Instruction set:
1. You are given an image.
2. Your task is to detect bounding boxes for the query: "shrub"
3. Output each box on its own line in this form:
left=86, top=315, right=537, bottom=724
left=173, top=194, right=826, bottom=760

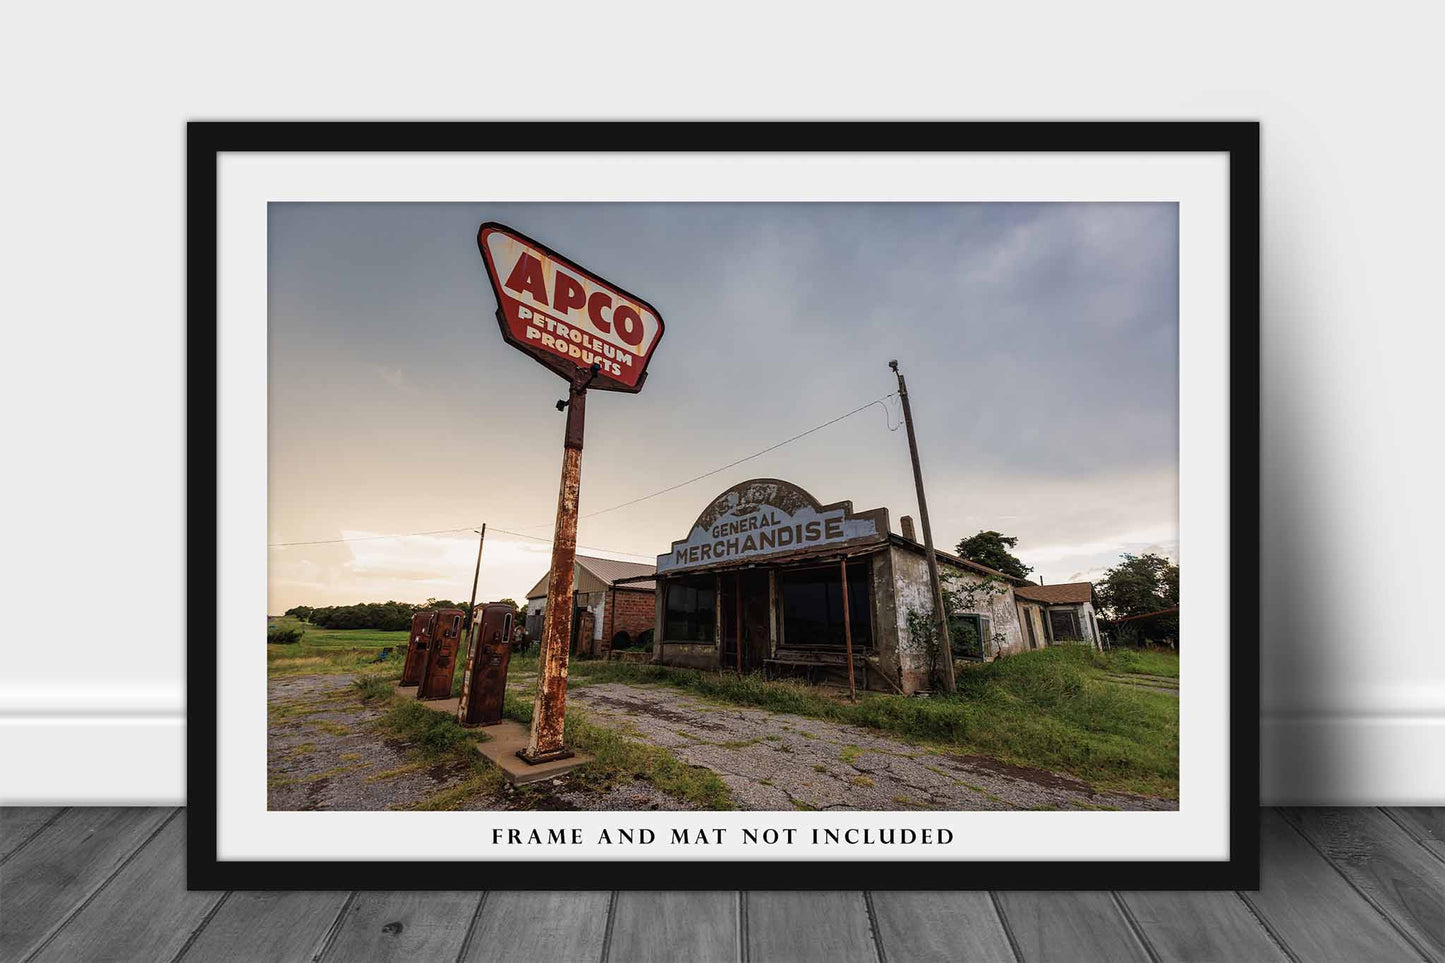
left=351, top=674, right=394, bottom=702
left=267, top=624, right=305, bottom=645
left=383, top=700, right=483, bottom=758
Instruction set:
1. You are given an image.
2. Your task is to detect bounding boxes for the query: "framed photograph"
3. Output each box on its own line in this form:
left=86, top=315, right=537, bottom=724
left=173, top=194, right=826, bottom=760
left=191, top=121, right=1259, bottom=889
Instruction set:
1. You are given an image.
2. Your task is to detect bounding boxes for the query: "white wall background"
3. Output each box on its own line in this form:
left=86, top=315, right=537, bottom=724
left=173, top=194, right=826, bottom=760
left=1, top=2, right=1441, bottom=805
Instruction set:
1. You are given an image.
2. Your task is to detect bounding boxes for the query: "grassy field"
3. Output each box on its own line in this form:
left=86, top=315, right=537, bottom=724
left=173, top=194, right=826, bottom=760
left=558, top=647, right=1179, bottom=798
left=267, top=618, right=410, bottom=678
left=1098, top=646, right=1179, bottom=679
left=268, top=617, right=409, bottom=647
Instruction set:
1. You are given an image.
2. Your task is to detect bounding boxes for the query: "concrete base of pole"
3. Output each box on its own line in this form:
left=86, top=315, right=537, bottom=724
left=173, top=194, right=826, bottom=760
left=515, top=747, right=577, bottom=765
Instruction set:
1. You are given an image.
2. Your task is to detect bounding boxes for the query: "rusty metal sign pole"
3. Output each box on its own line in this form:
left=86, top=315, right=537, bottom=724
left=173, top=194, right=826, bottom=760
left=889, top=360, right=956, bottom=694
left=839, top=558, right=857, bottom=703
left=520, top=364, right=599, bottom=764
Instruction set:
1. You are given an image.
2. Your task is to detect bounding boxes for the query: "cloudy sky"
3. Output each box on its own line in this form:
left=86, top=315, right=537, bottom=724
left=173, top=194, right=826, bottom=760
left=268, top=202, right=1178, bottom=612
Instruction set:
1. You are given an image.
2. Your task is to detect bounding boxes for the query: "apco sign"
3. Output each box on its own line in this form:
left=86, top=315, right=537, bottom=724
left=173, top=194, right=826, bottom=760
left=657, top=478, right=889, bottom=574
left=478, top=223, right=665, bottom=393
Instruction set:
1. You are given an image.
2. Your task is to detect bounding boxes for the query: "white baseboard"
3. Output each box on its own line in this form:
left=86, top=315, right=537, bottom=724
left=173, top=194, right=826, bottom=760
left=1261, top=714, right=1445, bottom=805
left=3, top=710, right=1441, bottom=806
left=0, top=716, right=185, bottom=805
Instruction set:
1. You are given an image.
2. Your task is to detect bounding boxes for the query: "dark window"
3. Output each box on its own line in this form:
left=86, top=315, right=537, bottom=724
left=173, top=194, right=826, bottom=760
left=1049, top=609, right=1081, bottom=640
left=1022, top=608, right=1038, bottom=649
left=780, top=563, right=872, bottom=648
left=665, top=577, right=716, bottom=643
left=950, top=614, right=991, bottom=659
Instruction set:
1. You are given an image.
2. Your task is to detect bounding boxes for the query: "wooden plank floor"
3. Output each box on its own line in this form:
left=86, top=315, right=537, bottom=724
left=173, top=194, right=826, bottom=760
left=1, top=808, right=1440, bottom=962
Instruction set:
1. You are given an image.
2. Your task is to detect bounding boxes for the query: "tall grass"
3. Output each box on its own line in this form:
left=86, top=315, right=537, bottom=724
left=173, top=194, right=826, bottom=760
left=268, top=643, right=407, bottom=678
left=1100, top=647, right=1180, bottom=678
left=351, top=674, right=396, bottom=702
left=381, top=699, right=486, bottom=757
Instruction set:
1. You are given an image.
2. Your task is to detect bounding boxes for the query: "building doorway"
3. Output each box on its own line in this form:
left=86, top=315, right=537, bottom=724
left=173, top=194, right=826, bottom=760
left=720, top=569, right=771, bottom=672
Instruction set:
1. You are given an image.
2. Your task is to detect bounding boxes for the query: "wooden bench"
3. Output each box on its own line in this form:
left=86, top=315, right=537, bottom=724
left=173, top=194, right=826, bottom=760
left=763, top=654, right=870, bottom=688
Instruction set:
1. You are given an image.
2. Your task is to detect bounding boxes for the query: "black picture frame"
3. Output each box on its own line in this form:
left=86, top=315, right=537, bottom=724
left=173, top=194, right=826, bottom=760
left=189, top=121, right=1259, bottom=891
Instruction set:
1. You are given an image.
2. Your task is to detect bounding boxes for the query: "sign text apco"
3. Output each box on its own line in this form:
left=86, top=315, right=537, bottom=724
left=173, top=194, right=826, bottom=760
left=478, top=223, right=665, bottom=393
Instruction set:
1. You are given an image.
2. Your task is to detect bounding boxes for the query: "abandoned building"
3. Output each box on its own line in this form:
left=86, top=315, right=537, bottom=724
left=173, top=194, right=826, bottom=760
left=524, top=554, right=657, bottom=657
left=1013, top=581, right=1104, bottom=649
left=647, top=478, right=1098, bottom=694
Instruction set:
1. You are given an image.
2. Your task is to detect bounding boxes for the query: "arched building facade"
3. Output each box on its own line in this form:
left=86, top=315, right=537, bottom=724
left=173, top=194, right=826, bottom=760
left=647, top=478, right=1092, bottom=693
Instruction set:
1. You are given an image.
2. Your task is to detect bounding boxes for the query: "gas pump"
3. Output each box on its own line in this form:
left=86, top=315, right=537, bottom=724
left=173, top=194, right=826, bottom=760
left=457, top=602, right=515, bottom=726
left=400, top=610, right=435, bottom=687
left=417, top=608, right=464, bottom=700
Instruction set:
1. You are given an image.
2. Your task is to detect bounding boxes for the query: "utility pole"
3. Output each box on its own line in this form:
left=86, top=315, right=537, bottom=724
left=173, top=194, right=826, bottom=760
left=466, top=524, right=486, bottom=630
left=521, top=363, right=600, bottom=764
left=889, top=360, right=956, bottom=693
left=455, top=524, right=487, bottom=727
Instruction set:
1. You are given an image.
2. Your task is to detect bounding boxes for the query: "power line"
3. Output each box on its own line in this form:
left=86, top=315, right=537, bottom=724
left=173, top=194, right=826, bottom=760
left=509, top=392, right=899, bottom=530
left=267, top=524, right=654, bottom=560
left=489, top=527, right=655, bottom=560
left=266, top=391, right=897, bottom=550
left=268, top=526, right=480, bottom=548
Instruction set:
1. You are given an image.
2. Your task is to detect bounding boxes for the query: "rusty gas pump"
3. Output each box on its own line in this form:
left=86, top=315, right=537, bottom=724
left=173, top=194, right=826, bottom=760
left=457, top=602, right=516, bottom=726
left=400, top=610, right=435, bottom=687
left=417, top=607, right=464, bottom=700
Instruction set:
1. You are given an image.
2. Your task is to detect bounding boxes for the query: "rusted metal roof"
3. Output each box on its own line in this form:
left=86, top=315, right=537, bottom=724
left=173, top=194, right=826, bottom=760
left=525, top=554, right=657, bottom=599
left=1014, top=582, right=1094, bottom=605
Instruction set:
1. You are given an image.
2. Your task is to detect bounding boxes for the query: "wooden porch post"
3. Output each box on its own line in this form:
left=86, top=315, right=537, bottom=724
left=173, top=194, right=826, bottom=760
left=735, top=572, right=743, bottom=675
left=840, top=558, right=857, bottom=703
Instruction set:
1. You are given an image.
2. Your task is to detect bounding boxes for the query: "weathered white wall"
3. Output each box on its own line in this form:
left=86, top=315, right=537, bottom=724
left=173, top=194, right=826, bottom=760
left=1081, top=601, right=1102, bottom=647
left=888, top=545, right=1027, bottom=683
left=3, top=2, right=1441, bottom=804
left=1016, top=602, right=1047, bottom=652
left=524, top=598, right=546, bottom=640
left=582, top=593, right=605, bottom=642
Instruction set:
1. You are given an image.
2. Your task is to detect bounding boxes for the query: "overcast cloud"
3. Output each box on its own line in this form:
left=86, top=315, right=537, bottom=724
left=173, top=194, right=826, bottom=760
left=268, top=202, right=1178, bottom=611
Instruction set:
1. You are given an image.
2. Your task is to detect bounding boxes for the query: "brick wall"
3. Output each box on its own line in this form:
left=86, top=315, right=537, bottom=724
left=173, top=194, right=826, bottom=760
left=603, top=588, right=656, bottom=646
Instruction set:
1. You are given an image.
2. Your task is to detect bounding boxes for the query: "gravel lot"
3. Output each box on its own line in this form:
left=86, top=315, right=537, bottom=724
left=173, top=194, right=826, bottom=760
left=267, top=674, right=472, bottom=811
left=267, top=674, right=702, bottom=812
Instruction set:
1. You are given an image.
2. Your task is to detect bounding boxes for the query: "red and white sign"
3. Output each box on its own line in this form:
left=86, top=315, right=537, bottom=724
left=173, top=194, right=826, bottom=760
left=477, top=223, right=665, bottom=392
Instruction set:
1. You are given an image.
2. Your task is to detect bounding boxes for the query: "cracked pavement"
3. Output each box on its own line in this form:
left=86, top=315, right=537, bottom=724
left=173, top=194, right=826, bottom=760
left=570, top=682, right=1174, bottom=812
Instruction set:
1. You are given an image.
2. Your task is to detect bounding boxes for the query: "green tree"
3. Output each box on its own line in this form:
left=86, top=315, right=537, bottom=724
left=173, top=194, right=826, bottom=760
left=954, top=531, right=1032, bottom=579
left=1095, top=553, right=1180, bottom=646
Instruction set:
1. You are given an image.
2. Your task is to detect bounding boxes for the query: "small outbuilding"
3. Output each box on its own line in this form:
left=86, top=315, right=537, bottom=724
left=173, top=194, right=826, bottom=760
left=524, top=554, right=657, bottom=657
left=1013, top=582, right=1103, bottom=649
